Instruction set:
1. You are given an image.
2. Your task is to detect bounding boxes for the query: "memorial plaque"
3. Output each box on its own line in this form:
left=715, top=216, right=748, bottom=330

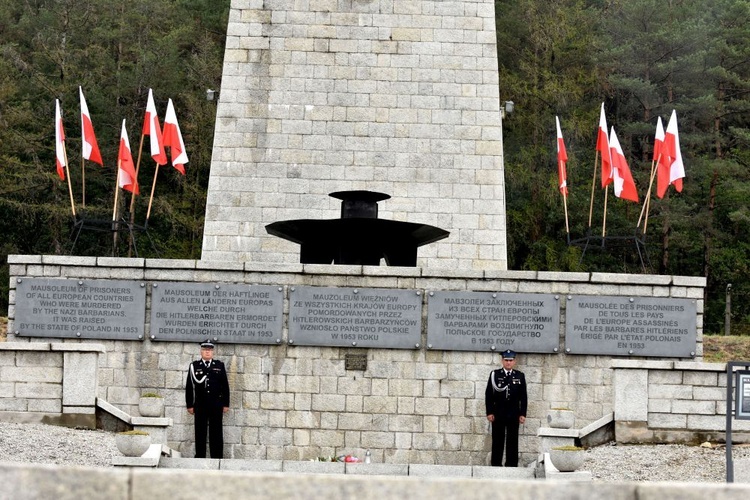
left=345, top=353, right=368, bottom=371
left=150, top=283, right=283, bottom=344
left=289, top=286, right=422, bottom=349
left=14, top=278, right=146, bottom=340
left=565, top=295, right=697, bottom=357
left=426, top=291, right=560, bottom=352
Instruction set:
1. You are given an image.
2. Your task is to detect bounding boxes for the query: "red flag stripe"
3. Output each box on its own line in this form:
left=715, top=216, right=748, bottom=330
left=143, top=89, right=167, bottom=165
left=118, top=120, right=139, bottom=194
left=79, top=87, right=103, bottom=165
left=163, top=98, right=188, bottom=175
left=55, top=99, right=66, bottom=180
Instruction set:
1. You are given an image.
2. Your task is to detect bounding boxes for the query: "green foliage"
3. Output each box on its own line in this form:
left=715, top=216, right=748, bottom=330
left=0, top=0, right=229, bottom=312
left=498, top=0, right=750, bottom=334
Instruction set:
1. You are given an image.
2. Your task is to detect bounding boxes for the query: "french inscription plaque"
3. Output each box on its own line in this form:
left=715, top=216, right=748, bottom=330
left=426, top=291, right=560, bottom=352
left=565, top=295, right=697, bottom=357
left=289, top=286, right=422, bottom=349
left=150, top=283, right=283, bottom=344
left=14, top=278, right=146, bottom=340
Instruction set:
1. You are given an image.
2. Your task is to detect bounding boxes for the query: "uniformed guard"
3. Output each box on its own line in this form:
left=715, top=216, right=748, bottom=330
left=485, top=349, right=527, bottom=466
left=186, top=339, right=230, bottom=458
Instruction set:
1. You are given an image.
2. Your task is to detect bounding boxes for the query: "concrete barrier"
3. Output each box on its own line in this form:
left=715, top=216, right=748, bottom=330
left=4, top=462, right=750, bottom=500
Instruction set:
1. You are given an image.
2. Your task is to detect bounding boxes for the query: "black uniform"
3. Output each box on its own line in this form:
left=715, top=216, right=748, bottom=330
left=485, top=368, right=527, bottom=466
left=186, top=359, right=230, bottom=458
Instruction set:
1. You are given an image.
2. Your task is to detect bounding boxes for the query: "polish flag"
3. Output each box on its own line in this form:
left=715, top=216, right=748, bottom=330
left=55, top=100, right=66, bottom=180
left=162, top=99, right=188, bottom=174
left=556, top=116, right=568, bottom=195
left=597, top=103, right=613, bottom=187
left=609, top=127, right=639, bottom=202
left=117, top=120, right=139, bottom=194
left=79, top=87, right=103, bottom=165
left=653, top=116, right=665, bottom=163
left=142, top=89, right=167, bottom=165
left=657, top=110, right=685, bottom=198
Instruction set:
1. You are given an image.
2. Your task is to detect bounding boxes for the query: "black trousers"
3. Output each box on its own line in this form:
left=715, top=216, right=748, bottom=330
left=194, top=405, right=224, bottom=458
left=491, top=416, right=520, bottom=466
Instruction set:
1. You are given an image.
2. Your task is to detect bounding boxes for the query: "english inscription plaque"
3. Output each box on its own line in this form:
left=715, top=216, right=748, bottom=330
left=150, top=283, right=283, bottom=344
left=426, top=291, right=560, bottom=352
left=14, top=278, right=146, bottom=340
left=288, top=286, right=422, bottom=349
left=565, top=295, right=697, bottom=357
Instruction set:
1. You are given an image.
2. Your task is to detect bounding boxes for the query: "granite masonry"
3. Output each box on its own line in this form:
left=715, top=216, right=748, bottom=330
left=5, top=255, right=741, bottom=467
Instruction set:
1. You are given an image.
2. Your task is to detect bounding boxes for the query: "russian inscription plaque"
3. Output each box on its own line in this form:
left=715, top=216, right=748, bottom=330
left=150, top=283, right=283, bottom=344
left=14, top=278, right=146, bottom=340
left=565, top=295, right=697, bottom=357
left=289, top=286, right=422, bottom=348
left=426, top=291, right=560, bottom=352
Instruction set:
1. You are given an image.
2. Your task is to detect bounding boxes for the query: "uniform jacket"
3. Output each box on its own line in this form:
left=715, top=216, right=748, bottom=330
left=185, top=359, right=230, bottom=410
left=485, top=368, right=527, bottom=419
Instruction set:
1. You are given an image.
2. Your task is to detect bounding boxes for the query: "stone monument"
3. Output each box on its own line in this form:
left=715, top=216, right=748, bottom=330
left=202, top=0, right=508, bottom=270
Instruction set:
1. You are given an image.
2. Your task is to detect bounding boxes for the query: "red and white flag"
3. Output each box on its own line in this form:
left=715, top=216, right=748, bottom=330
left=142, top=89, right=167, bottom=166
left=597, top=103, right=613, bottom=187
left=556, top=116, right=568, bottom=195
left=117, top=120, right=139, bottom=194
left=653, top=116, right=665, bottom=163
left=55, top=99, right=67, bottom=180
left=609, top=127, right=639, bottom=202
left=162, top=98, right=188, bottom=175
left=657, top=110, right=685, bottom=198
left=79, top=87, right=103, bottom=165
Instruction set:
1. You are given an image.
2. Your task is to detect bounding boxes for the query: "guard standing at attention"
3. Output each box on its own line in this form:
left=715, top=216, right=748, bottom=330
left=186, top=339, right=230, bottom=458
left=485, top=349, right=527, bottom=466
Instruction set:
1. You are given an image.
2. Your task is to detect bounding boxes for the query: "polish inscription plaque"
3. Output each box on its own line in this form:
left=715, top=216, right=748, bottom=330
left=150, top=283, right=283, bottom=344
left=288, top=286, right=422, bottom=348
left=14, top=278, right=145, bottom=340
left=426, top=291, right=560, bottom=352
left=565, top=295, right=697, bottom=357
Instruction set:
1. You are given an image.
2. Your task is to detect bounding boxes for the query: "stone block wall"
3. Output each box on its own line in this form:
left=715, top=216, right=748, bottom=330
left=613, top=360, right=750, bottom=444
left=0, top=341, right=102, bottom=427
left=202, top=0, right=509, bottom=270
left=6, top=255, right=708, bottom=465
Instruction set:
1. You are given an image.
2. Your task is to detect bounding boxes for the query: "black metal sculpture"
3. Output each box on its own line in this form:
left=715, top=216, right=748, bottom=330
left=265, top=190, right=449, bottom=266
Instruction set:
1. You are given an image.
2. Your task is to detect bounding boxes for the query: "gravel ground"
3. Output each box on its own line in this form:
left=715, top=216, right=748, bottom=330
left=0, top=422, right=748, bottom=482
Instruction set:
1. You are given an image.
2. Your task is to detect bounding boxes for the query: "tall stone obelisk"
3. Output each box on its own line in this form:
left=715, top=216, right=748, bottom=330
left=202, top=0, right=507, bottom=270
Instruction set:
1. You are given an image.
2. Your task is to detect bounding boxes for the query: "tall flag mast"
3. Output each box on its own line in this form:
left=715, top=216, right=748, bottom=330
left=55, top=99, right=76, bottom=218
left=637, top=116, right=664, bottom=233
left=556, top=116, right=570, bottom=242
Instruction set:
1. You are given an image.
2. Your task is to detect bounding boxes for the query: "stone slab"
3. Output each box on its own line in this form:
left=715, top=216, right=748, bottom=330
left=112, top=443, right=162, bottom=468
left=408, top=464, right=472, bottom=477
left=158, top=458, right=221, bottom=470
left=220, top=459, right=283, bottom=472
left=345, top=463, right=408, bottom=476
left=472, top=465, right=536, bottom=479
left=282, top=460, right=345, bottom=474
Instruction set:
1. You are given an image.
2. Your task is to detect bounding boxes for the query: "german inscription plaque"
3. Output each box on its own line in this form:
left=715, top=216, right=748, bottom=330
left=426, top=291, right=560, bottom=352
left=289, top=286, right=422, bottom=348
left=150, top=283, right=283, bottom=344
left=14, top=278, right=146, bottom=340
left=565, top=295, right=697, bottom=357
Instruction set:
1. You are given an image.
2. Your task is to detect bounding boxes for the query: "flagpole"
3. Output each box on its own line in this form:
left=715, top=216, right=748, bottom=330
left=588, top=152, right=599, bottom=228
left=601, top=185, right=609, bottom=240
left=126, top=134, right=146, bottom=257
left=129, top=134, right=146, bottom=215
left=63, top=142, right=76, bottom=218
left=81, top=156, right=86, bottom=209
left=637, top=155, right=660, bottom=232
left=145, top=163, right=160, bottom=226
left=112, top=162, right=122, bottom=256
left=560, top=159, right=570, bottom=243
